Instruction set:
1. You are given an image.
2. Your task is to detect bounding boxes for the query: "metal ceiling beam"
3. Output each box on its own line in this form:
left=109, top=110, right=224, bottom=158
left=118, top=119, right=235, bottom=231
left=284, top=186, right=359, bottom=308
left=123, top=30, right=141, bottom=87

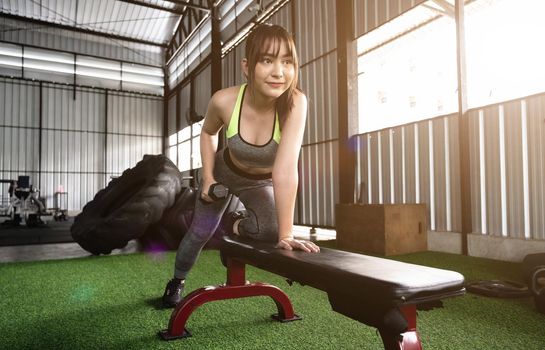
left=116, top=0, right=184, bottom=14
left=162, top=0, right=210, bottom=12
left=165, top=2, right=210, bottom=61
left=430, top=0, right=455, bottom=18
left=0, top=12, right=166, bottom=47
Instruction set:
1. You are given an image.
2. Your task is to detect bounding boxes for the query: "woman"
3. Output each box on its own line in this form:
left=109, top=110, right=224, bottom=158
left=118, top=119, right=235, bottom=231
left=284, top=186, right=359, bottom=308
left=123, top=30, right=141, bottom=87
left=163, top=24, right=320, bottom=308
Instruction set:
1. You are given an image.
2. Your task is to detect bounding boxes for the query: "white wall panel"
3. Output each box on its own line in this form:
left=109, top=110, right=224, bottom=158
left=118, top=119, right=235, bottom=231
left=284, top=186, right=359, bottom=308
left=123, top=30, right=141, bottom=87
left=503, top=100, right=525, bottom=238
left=469, top=108, right=483, bottom=234
left=380, top=128, right=392, bottom=204
left=404, top=125, right=416, bottom=203
left=293, top=0, right=338, bottom=226
left=295, top=0, right=336, bottom=65
left=168, top=93, right=176, bottom=136
left=194, top=65, right=212, bottom=117
left=221, top=49, right=236, bottom=89
left=0, top=79, right=41, bottom=201
left=417, top=121, right=431, bottom=228
left=106, top=92, right=162, bottom=178
left=40, top=129, right=105, bottom=211
left=107, top=134, right=161, bottom=175
left=0, top=79, right=40, bottom=127
left=268, top=2, right=292, bottom=32
left=482, top=105, right=502, bottom=236
left=299, top=141, right=338, bottom=227
left=181, top=83, right=191, bottom=127
left=354, top=95, right=545, bottom=242
left=448, top=115, right=462, bottom=233
left=1, top=78, right=162, bottom=211
left=526, top=95, right=545, bottom=240
left=392, top=126, right=404, bottom=203
left=108, top=93, right=162, bottom=136
left=234, top=42, right=246, bottom=86
left=300, top=51, right=338, bottom=144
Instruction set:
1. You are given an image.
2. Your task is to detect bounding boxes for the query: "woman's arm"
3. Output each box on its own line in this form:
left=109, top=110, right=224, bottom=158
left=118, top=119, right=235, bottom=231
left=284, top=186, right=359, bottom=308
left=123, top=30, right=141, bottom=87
left=199, top=92, right=226, bottom=202
left=272, top=92, right=319, bottom=252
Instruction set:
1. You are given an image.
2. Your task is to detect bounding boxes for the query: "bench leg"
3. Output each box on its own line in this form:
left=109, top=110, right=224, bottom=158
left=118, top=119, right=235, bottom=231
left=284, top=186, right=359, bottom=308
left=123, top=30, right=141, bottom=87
left=159, top=257, right=300, bottom=340
left=378, top=305, right=422, bottom=350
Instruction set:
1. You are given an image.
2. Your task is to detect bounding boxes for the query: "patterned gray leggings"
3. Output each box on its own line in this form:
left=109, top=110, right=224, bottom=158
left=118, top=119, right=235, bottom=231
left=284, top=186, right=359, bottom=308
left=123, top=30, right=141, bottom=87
left=174, top=148, right=278, bottom=279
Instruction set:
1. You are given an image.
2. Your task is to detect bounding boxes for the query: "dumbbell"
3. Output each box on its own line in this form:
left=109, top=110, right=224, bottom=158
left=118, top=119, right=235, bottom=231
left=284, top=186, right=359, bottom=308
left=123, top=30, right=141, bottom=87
left=208, top=183, right=229, bottom=201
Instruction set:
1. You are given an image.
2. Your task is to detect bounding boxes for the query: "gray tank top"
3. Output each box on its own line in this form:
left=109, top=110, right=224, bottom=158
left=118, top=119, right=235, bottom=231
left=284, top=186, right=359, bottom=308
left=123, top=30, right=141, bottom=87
left=226, top=84, right=281, bottom=168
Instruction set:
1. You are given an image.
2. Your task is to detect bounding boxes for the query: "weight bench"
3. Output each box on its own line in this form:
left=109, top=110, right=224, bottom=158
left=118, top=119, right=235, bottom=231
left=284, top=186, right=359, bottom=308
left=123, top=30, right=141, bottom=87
left=160, top=236, right=465, bottom=350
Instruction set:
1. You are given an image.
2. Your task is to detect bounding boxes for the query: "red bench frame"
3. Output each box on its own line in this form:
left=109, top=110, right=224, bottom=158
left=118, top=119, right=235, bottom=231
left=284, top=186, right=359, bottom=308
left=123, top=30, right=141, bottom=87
left=160, top=256, right=423, bottom=350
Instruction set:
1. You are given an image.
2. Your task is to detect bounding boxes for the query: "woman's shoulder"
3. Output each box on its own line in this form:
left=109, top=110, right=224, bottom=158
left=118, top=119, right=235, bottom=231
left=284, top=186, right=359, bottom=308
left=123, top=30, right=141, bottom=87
left=288, top=89, right=308, bottom=118
left=292, top=89, right=307, bottom=105
left=209, top=85, right=244, bottom=122
left=210, top=85, right=242, bottom=108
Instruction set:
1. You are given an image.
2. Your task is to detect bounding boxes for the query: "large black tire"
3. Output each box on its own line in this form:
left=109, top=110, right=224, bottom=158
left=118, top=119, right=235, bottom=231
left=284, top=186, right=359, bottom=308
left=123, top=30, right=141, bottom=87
left=139, top=186, right=197, bottom=250
left=139, top=188, right=244, bottom=251
left=71, top=155, right=183, bottom=255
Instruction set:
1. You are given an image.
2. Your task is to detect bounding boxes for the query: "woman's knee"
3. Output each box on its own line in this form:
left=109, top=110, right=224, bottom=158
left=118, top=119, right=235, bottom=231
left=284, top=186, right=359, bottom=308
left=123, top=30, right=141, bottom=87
left=240, top=214, right=278, bottom=242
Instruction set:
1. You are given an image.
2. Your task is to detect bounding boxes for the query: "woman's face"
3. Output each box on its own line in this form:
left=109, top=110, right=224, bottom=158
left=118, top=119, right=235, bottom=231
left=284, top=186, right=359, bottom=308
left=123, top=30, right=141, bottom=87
left=246, top=38, right=295, bottom=100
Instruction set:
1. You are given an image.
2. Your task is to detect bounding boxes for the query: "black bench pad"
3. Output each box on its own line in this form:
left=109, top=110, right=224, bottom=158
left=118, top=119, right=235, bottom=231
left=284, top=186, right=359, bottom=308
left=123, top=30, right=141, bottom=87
left=220, top=236, right=465, bottom=305
left=161, top=236, right=466, bottom=348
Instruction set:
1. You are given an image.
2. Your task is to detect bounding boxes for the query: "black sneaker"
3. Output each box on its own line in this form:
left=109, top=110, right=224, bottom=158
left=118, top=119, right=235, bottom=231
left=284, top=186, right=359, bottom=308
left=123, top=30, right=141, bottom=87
left=162, top=279, right=184, bottom=308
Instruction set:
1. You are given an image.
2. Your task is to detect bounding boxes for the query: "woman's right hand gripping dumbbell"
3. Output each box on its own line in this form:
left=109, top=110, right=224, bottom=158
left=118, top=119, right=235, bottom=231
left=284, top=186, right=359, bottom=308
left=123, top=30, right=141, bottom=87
left=201, top=179, right=229, bottom=203
left=200, top=179, right=217, bottom=203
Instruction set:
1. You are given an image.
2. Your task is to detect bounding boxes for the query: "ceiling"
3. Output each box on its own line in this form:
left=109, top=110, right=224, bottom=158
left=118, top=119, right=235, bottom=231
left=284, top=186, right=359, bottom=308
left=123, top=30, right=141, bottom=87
left=0, top=0, right=211, bottom=46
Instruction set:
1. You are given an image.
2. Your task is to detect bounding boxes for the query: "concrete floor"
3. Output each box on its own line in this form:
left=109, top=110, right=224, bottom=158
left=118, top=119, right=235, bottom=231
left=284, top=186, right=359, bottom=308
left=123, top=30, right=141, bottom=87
left=0, top=240, right=140, bottom=263
left=0, top=225, right=336, bottom=263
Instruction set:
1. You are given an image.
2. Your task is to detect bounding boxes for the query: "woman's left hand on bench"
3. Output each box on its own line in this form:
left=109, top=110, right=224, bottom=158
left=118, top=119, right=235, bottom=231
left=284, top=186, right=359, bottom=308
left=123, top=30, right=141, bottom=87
left=276, top=238, right=320, bottom=253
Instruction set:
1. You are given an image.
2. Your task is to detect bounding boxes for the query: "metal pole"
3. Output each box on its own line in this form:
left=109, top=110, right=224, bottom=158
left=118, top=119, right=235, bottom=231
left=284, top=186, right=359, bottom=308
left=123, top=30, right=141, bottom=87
left=336, top=0, right=356, bottom=204
left=455, top=0, right=471, bottom=255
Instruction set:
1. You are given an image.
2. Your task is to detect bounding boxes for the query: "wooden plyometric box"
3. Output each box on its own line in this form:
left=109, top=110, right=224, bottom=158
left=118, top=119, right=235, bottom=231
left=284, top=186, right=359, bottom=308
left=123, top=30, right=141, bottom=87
left=335, top=203, right=427, bottom=256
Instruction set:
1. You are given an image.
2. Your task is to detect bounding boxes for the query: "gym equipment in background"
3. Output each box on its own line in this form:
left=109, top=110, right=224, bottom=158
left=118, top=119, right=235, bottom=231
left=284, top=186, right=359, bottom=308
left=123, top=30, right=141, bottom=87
left=52, top=189, right=68, bottom=221
left=1, top=176, right=48, bottom=227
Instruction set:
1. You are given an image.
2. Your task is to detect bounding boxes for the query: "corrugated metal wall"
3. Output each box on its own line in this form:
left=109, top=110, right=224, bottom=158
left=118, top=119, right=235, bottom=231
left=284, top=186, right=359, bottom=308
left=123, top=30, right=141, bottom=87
left=295, top=0, right=427, bottom=227
left=356, top=93, right=545, bottom=240
left=467, top=96, right=545, bottom=240
left=40, top=84, right=105, bottom=213
left=194, top=65, right=212, bottom=117
left=355, top=114, right=462, bottom=233
left=0, top=78, right=40, bottom=185
left=295, top=0, right=338, bottom=227
left=0, top=78, right=162, bottom=212
left=0, top=17, right=163, bottom=66
left=106, top=91, right=163, bottom=176
left=353, top=0, right=426, bottom=38
left=166, top=0, right=451, bottom=228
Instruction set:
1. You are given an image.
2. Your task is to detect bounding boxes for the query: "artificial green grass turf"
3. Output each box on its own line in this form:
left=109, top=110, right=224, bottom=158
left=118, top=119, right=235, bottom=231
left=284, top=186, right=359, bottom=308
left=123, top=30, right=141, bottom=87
left=0, top=246, right=544, bottom=350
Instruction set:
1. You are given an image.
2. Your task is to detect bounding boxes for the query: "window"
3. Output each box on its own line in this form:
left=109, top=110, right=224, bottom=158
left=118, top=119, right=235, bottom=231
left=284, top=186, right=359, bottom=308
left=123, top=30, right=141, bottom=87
left=356, top=2, right=458, bottom=134
left=167, top=120, right=203, bottom=172
left=465, top=0, right=545, bottom=108
left=357, top=0, right=545, bottom=133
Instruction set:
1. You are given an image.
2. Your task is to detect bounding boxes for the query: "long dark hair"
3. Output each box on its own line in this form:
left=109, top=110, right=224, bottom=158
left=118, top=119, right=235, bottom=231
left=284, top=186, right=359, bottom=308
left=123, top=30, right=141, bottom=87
left=245, top=24, right=300, bottom=128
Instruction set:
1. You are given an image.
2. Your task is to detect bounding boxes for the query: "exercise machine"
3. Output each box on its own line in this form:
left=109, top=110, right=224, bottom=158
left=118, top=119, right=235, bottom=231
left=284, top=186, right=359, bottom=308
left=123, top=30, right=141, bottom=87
left=1, top=176, right=48, bottom=227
